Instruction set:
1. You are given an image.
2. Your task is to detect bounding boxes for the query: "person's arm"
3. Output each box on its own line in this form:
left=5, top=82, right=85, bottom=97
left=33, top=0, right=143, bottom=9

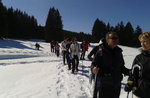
left=121, top=53, right=131, bottom=76
left=87, top=46, right=98, bottom=61
left=91, top=49, right=102, bottom=74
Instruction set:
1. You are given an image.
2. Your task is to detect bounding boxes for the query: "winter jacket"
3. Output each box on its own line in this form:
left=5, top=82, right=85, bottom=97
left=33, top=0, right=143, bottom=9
left=87, top=45, right=100, bottom=61
left=81, top=41, right=89, bottom=52
left=93, top=43, right=129, bottom=81
left=93, top=43, right=130, bottom=98
left=61, top=41, right=68, bottom=51
left=70, top=42, right=81, bottom=58
left=132, top=50, right=150, bottom=98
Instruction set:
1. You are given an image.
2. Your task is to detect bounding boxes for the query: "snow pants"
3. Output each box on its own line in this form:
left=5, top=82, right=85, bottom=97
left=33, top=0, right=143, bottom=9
left=98, top=75, right=121, bottom=98
left=72, top=55, right=79, bottom=73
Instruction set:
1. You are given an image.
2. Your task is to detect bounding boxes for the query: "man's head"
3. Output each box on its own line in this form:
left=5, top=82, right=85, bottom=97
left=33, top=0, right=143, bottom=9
left=106, top=32, right=119, bottom=49
left=72, top=38, right=77, bottom=43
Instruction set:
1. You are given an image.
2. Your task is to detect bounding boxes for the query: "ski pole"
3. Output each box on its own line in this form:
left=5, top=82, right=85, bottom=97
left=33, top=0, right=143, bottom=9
left=82, top=59, right=83, bottom=75
left=127, top=92, right=130, bottom=98
left=132, top=91, right=133, bottom=98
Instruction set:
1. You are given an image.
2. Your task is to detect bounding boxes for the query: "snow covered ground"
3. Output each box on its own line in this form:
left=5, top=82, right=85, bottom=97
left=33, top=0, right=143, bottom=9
left=0, top=39, right=140, bottom=98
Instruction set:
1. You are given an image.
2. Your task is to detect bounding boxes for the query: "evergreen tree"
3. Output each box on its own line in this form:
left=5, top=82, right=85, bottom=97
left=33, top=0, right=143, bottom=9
left=133, top=25, right=142, bottom=47
left=45, top=7, right=63, bottom=42
left=123, top=22, right=134, bottom=46
left=114, top=21, right=125, bottom=45
left=0, top=1, right=8, bottom=38
left=91, top=18, right=107, bottom=42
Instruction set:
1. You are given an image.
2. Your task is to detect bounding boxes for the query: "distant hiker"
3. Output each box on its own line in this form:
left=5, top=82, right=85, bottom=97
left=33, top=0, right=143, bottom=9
left=66, top=38, right=72, bottom=70
left=70, top=38, right=81, bottom=73
left=35, top=42, right=40, bottom=50
left=80, top=40, right=90, bottom=60
left=50, top=40, right=56, bottom=53
left=61, top=38, right=68, bottom=65
left=55, top=42, right=60, bottom=57
left=92, top=32, right=130, bottom=98
left=125, top=32, right=150, bottom=98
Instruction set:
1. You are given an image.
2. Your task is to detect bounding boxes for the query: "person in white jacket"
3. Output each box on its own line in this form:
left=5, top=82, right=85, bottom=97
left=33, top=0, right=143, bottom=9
left=70, top=38, right=81, bottom=73
left=61, top=38, right=68, bottom=65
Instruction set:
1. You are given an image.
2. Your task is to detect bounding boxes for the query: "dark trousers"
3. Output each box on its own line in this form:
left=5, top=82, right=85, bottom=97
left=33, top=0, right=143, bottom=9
left=80, top=52, right=85, bottom=59
left=72, top=55, right=79, bottom=73
left=66, top=51, right=72, bottom=69
left=62, top=51, right=67, bottom=64
left=55, top=50, right=59, bottom=57
left=98, top=77, right=121, bottom=98
left=51, top=46, right=55, bottom=52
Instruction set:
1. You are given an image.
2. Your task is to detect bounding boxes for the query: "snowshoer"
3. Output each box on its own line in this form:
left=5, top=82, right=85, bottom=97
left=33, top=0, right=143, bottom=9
left=125, top=31, right=150, bottom=98
left=92, top=32, right=130, bottom=98
left=70, top=38, right=81, bottom=73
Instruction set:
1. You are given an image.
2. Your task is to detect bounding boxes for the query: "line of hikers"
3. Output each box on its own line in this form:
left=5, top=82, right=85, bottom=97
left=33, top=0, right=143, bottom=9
left=50, top=38, right=90, bottom=74
left=50, top=31, right=150, bottom=98
left=50, top=40, right=60, bottom=57
left=60, top=38, right=90, bottom=73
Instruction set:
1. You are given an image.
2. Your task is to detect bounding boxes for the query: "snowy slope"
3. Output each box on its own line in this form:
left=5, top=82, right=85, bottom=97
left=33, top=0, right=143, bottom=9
left=0, top=39, right=140, bottom=98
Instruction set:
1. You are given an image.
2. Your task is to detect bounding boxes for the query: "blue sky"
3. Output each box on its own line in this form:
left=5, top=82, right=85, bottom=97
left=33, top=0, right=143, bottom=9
left=2, top=0, right=150, bottom=34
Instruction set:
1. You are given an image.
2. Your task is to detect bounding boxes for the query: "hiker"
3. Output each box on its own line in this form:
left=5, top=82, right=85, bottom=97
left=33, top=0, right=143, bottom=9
left=92, top=32, right=130, bottom=98
left=50, top=40, right=56, bottom=53
left=70, top=38, right=81, bottom=73
left=125, top=31, right=150, bottom=98
left=87, top=38, right=106, bottom=61
left=35, top=42, right=40, bottom=50
left=80, top=40, right=90, bottom=60
left=55, top=42, right=60, bottom=57
left=87, top=38, right=106, bottom=98
left=61, top=38, right=68, bottom=65
left=66, top=38, right=72, bottom=70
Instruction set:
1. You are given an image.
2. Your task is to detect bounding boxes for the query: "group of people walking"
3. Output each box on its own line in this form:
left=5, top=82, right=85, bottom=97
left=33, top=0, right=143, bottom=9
left=50, top=31, right=150, bottom=98
left=61, top=38, right=90, bottom=73
left=51, top=38, right=89, bottom=74
left=50, top=40, right=60, bottom=57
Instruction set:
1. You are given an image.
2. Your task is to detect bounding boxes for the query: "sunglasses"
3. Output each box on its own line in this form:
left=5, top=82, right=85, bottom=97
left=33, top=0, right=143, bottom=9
left=108, top=37, right=119, bottom=40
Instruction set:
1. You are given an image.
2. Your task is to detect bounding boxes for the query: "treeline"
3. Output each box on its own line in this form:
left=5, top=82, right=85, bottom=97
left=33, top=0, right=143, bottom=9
left=0, top=1, right=44, bottom=39
left=0, top=1, right=143, bottom=47
left=91, top=19, right=142, bottom=47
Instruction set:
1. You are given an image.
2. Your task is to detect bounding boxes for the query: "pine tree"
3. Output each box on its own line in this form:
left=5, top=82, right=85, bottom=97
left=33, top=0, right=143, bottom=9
left=91, top=18, right=107, bottom=42
left=123, top=22, right=134, bottom=46
left=45, top=7, right=63, bottom=42
left=0, top=1, right=8, bottom=38
left=114, top=21, right=125, bottom=45
left=133, top=25, right=142, bottom=47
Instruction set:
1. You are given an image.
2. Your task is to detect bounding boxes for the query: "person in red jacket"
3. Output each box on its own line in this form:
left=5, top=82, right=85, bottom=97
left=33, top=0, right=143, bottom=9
left=80, top=40, right=90, bottom=60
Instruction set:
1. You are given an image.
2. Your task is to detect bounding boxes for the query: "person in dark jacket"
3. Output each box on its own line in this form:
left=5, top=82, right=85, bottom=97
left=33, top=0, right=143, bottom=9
left=87, top=38, right=106, bottom=61
left=129, top=32, right=150, bottom=98
left=35, top=42, right=40, bottom=50
left=66, top=38, right=72, bottom=70
left=92, top=32, right=130, bottom=98
left=87, top=38, right=106, bottom=98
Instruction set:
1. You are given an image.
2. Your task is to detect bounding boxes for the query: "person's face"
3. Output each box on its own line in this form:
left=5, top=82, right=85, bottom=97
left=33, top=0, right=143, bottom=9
left=106, top=34, right=119, bottom=48
left=140, top=40, right=150, bottom=51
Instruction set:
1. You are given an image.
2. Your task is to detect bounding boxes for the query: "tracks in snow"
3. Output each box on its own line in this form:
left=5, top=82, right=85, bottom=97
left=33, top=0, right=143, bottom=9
left=53, top=62, right=92, bottom=98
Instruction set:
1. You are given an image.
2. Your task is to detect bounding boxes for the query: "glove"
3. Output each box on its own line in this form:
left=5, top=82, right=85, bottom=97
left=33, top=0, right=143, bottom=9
left=124, top=76, right=135, bottom=92
left=124, top=80, right=134, bottom=92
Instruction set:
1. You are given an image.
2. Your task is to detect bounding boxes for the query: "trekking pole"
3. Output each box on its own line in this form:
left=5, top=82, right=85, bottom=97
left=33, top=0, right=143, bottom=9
left=132, top=91, right=134, bottom=98
left=127, top=92, right=130, bottom=98
left=82, top=59, right=83, bottom=75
